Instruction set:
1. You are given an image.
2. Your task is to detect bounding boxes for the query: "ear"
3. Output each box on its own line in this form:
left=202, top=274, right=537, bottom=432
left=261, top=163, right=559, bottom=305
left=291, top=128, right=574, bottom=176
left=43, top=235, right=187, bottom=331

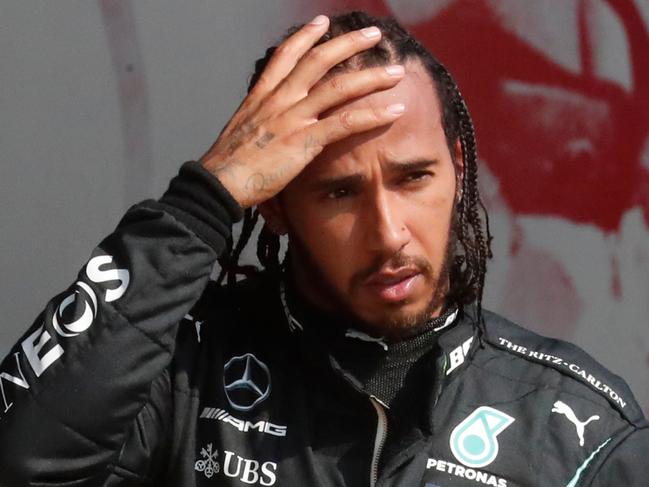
left=453, top=138, right=464, bottom=202
left=258, top=196, right=288, bottom=236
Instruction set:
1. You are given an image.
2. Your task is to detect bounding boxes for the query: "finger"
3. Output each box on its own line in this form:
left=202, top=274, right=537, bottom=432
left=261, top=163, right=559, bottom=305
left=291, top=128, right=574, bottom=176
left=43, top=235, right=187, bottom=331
left=273, top=26, right=383, bottom=103
left=249, top=15, right=330, bottom=97
left=291, top=103, right=406, bottom=164
left=290, top=65, right=405, bottom=119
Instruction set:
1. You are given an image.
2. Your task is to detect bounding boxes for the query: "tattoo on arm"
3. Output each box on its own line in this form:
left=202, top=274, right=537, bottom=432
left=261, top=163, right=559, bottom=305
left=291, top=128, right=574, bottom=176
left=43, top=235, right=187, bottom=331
left=255, top=132, right=275, bottom=149
left=210, top=158, right=243, bottom=179
left=244, top=135, right=321, bottom=196
left=244, top=161, right=293, bottom=196
left=226, top=120, right=256, bottom=155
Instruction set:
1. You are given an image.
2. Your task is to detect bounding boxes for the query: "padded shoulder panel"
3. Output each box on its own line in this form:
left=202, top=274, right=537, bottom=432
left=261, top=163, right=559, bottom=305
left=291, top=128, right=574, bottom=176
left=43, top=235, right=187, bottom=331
left=482, top=310, right=644, bottom=424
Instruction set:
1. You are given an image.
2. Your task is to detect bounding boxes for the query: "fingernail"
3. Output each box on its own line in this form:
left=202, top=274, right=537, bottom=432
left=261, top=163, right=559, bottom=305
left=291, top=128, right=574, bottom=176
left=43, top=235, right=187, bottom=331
left=309, top=14, right=328, bottom=25
left=385, top=64, right=405, bottom=76
left=387, top=103, right=405, bottom=115
left=361, top=26, right=381, bottom=39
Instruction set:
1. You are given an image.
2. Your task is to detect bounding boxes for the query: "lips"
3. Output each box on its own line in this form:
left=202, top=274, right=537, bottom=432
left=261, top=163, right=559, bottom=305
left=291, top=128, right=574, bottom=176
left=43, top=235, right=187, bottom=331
left=365, top=268, right=422, bottom=302
left=365, top=267, right=419, bottom=285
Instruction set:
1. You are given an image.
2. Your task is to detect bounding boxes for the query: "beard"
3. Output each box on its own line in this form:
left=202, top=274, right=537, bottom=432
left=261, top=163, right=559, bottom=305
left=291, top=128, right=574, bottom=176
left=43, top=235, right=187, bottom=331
left=285, top=215, right=458, bottom=342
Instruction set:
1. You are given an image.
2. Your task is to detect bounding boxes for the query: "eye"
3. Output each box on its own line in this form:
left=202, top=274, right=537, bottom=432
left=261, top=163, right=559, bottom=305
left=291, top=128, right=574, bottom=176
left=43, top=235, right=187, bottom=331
left=402, top=171, right=432, bottom=184
left=326, top=187, right=353, bottom=200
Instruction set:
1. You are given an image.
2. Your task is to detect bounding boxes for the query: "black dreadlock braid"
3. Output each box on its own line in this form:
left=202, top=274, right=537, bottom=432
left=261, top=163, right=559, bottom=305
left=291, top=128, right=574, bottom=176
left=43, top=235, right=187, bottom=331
left=216, top=207, right=260, bottom=286
left=217, top=11, right=492, bottom=328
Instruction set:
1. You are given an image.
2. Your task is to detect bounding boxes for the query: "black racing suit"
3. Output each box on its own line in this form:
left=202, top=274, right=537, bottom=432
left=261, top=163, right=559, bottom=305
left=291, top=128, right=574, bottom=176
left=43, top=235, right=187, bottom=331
left=0, top=162, right=647, bottom=487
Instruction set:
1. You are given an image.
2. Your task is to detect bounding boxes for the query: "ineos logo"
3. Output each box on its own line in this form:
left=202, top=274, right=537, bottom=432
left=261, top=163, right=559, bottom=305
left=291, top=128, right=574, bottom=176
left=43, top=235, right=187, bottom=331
left=0, top=253, right=130, bottom=418
left=20, top=254, right=128, bottom=379
left=52, top=281, right=98, bottom=337
left=52, top=255, right=129, bottom=338
left=223, top=353, right=271, bottom=412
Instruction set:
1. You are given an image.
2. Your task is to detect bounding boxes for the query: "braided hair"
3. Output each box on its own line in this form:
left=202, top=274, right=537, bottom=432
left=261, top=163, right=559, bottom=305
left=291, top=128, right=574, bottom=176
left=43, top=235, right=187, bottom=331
left=217, top=11, right=492, bottom=325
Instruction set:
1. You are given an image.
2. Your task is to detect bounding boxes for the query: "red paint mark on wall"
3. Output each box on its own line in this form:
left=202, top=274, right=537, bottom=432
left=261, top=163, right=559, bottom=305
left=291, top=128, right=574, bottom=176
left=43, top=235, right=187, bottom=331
left=321, top=0, right=649, bottom=232
left=99, top=0, right=153, bottom=205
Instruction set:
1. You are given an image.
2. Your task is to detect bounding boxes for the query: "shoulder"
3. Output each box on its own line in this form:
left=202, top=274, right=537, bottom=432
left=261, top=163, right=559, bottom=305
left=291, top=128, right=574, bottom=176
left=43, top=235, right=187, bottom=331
left=171, top=271, right=292, bottom=392
left=479, top=309, right=645, bottom=425
left=179, top=271, right=290, bottom=344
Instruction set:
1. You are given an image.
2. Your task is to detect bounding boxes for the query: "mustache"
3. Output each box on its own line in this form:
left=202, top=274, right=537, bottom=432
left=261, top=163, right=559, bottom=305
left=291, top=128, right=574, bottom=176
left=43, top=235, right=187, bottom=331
left=351, top=252, right=434, bottom=286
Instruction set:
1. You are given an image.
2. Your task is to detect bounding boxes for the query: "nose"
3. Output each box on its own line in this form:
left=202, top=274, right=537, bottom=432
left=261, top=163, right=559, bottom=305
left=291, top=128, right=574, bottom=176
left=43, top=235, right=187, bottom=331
left=364, top=188, right=410, bottom=256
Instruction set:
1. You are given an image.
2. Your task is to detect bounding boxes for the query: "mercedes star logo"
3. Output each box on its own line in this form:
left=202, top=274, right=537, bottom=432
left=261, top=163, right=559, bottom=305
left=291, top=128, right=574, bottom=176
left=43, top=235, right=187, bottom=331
left=223, top=353, right=271, bottom=412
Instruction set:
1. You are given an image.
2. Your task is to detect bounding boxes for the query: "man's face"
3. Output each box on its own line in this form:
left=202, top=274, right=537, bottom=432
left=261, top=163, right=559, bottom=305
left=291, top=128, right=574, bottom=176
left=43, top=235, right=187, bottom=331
left=269, top=61, right=461, bottom=337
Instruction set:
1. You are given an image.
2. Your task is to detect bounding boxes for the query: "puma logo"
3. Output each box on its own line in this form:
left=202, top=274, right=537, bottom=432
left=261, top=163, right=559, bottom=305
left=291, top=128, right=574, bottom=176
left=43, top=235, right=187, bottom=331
left=552, top=400, right=600, bottom=447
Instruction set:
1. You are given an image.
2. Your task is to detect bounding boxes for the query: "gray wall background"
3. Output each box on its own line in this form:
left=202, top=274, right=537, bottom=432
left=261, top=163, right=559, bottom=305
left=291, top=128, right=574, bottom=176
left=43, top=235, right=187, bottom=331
left=2, top=0, right=648, bottom=414
left=1, top=0, right=299, bottom=351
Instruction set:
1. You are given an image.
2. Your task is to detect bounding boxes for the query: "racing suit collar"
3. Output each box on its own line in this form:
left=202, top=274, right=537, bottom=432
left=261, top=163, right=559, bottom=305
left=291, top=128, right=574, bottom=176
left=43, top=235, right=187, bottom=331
left=278, top=272, right=481, bottom=404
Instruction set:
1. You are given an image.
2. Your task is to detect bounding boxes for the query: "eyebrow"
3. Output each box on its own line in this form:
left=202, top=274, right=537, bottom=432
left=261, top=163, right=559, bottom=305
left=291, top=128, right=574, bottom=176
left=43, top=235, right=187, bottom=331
left=309, top=159, right=440, bottom=192
left=384, top=158, right=440, bottom=173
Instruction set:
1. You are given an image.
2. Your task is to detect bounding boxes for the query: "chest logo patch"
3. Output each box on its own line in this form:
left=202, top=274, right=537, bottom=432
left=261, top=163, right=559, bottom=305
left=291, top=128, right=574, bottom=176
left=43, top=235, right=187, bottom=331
left=223, top=353, right=271, bottom=412
left=450, top=406, right=515, bottom=468
left=195, top=443, right=221, bottom=479
left=551, top=400, right=599, bottom=447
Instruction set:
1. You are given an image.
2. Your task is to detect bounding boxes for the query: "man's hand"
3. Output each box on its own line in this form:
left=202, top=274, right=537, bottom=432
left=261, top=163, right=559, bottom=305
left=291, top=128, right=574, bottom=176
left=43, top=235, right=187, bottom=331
left=199, top=15, right=406, bottom=208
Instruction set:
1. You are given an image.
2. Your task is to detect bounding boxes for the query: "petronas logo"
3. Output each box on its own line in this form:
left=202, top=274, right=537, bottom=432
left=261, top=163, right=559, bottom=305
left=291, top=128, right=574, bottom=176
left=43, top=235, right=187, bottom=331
left=450, top=406, right=515, bottom=468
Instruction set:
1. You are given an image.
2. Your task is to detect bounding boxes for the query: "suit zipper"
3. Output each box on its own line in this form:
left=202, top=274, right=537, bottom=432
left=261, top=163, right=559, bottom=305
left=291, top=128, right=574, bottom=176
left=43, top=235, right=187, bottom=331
left=370, top=396, right=388, bottom=487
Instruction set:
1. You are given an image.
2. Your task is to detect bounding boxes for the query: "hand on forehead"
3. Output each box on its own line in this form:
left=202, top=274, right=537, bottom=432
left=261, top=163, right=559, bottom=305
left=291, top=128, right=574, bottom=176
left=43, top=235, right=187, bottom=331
left=319, top=60, right=438, bottom=120
left=301, top=60, right=445, bottom=178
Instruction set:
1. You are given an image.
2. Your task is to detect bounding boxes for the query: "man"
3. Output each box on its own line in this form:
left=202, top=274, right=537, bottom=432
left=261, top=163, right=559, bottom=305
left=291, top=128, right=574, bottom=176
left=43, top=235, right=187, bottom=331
left=0, top=11, right=646, bottom=487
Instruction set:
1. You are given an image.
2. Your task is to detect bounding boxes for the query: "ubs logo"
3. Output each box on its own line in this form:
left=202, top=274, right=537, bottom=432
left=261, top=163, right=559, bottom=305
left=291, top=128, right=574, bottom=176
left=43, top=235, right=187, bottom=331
left=223, top=353, right=271, bottom=412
